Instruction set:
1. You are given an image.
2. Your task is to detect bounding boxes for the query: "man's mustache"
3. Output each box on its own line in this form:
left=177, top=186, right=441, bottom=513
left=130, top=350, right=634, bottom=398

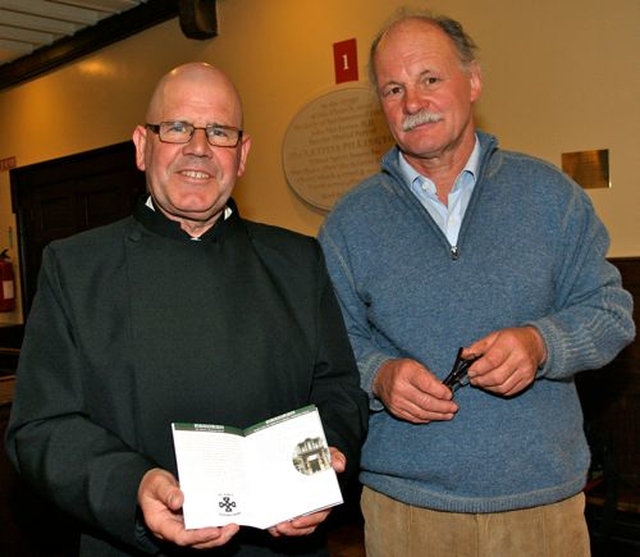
left=402, top=111, right=443, bottom=131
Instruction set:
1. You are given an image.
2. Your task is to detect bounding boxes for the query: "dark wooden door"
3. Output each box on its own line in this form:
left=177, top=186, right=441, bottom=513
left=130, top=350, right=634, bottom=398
left=10, top=140, right=146, bottom=318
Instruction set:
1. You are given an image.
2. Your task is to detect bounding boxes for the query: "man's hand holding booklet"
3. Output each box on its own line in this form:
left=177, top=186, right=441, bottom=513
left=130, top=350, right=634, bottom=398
left=171, top=405, right=343, bottom=529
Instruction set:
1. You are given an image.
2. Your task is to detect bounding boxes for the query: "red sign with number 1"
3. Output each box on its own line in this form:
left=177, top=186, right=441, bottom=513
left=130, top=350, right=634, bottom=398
left=333, top=38, right=358, bottom=84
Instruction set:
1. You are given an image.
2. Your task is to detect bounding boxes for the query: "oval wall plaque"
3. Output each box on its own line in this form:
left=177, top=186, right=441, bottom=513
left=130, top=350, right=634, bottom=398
left=282, top=86, right=394, bottom=211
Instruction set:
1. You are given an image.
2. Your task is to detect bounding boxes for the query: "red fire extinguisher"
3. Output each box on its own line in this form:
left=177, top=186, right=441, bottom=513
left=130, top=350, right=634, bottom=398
left=0, top=248, right=16, bottom=312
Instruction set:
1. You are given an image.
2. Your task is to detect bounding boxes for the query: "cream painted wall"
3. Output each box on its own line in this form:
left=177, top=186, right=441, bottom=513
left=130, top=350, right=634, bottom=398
left=1, top=0, right=638, bottom=324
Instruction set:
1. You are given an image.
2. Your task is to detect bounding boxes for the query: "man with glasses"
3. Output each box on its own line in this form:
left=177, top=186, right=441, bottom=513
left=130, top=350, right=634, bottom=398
left=6, top=62, right=368, bottom=557
left=319, top=11, right=635, bottom=557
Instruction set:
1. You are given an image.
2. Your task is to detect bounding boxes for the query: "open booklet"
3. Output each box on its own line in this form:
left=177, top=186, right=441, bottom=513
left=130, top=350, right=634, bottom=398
left=171, top=404, right=343, bottom=530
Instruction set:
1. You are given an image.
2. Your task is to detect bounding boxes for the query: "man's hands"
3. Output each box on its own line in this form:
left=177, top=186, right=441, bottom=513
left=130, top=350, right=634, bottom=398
left=463, top=325, right=547, bottom=397
left=139, top=448, right=347, bottom=547
left=373, top=358, right=458, bottom=424
left=138, top=468, right=239, bottom=550
left=373, top=326, right=547, bottom=422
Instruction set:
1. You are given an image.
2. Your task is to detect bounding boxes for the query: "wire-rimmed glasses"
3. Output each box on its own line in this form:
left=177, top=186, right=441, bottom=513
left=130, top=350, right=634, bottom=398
left=145, top=120, right=243, bottom=148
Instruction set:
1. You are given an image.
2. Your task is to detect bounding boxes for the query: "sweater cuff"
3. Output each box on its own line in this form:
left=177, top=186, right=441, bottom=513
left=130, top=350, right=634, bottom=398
left=361, top=353, right=396, bottom=412
left=523, top=320, right=556, bottom=379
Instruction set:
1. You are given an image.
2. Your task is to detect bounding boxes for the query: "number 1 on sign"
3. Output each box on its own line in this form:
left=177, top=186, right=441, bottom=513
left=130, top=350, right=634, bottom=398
left=333, top=38, right=358, bottom=84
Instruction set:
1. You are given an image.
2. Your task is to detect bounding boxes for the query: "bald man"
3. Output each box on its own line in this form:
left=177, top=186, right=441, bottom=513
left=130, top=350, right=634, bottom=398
left=6, top=63, right=367, bottom=557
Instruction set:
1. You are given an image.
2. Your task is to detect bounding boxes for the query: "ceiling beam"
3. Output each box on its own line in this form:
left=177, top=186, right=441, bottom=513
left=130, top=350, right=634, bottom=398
left=0, top=0, right=101, bottom=26
left=0, top=0, right=216, bottom=91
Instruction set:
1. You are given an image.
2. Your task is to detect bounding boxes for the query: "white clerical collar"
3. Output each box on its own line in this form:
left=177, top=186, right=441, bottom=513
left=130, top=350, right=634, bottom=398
left=145, top=196, right=232, bottom=220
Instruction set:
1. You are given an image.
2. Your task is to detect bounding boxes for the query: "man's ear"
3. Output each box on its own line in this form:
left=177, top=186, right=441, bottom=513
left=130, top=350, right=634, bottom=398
left=236, top=134, right=252, bottom=178
left=469, top=62, right=483, bottom=103
left=132, top=125, right=148, bottom=171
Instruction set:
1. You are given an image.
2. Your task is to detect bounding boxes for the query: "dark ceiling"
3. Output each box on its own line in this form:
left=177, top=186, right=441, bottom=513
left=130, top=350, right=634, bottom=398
left=0, top=0, right=217, bottom=91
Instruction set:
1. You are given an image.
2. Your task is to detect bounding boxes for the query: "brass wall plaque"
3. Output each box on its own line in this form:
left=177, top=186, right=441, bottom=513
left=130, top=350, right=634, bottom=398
left=561, top=149, right=610, bottom=189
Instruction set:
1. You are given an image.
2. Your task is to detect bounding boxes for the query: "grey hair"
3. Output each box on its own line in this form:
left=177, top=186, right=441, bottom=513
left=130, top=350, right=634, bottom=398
left=368, top=9, right=480, bottom=89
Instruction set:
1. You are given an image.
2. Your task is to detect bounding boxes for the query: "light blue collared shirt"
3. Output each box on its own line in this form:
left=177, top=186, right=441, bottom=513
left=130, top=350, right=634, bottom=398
left=398, top=136, right=480, bottom=247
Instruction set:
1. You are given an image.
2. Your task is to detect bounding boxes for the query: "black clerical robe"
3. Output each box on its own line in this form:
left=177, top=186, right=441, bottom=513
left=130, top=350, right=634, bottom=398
left=6, top=198, right=367, bottom=556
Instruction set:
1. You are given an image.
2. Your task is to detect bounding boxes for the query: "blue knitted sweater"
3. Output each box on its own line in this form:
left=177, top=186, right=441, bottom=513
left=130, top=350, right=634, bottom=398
left=319, top=131, right=635, bottom=513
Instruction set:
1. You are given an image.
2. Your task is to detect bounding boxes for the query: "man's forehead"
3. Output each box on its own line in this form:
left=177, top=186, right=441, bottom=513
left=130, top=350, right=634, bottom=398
left=380, top=20, right=451, bottom=54
left=149, top=79, right=241, bottom=123
left=375, top=23, right=460, bottom=75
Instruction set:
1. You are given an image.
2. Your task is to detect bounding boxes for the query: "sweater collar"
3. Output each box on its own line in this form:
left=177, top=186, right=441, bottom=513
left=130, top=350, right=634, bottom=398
left=382, top=130, right=498, bottom=182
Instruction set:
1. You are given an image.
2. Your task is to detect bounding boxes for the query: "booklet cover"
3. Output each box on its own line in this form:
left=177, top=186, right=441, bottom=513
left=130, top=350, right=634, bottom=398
left=171, top=405, right=343, bottom=529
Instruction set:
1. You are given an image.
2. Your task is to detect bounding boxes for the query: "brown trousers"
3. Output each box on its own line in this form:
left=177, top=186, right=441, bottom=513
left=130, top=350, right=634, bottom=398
left=361, top=486, right=591, bottom=557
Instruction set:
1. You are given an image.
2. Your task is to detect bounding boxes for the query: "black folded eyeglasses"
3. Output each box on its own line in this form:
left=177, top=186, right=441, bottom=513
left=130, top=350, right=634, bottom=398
left=442, top=347, right=480, bottom=394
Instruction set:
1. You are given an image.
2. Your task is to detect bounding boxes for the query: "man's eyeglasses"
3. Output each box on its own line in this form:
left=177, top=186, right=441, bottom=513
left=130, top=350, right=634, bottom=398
left=443, top=348, right=479, bottom=394
left=145, top=121, right=243, bottom=148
